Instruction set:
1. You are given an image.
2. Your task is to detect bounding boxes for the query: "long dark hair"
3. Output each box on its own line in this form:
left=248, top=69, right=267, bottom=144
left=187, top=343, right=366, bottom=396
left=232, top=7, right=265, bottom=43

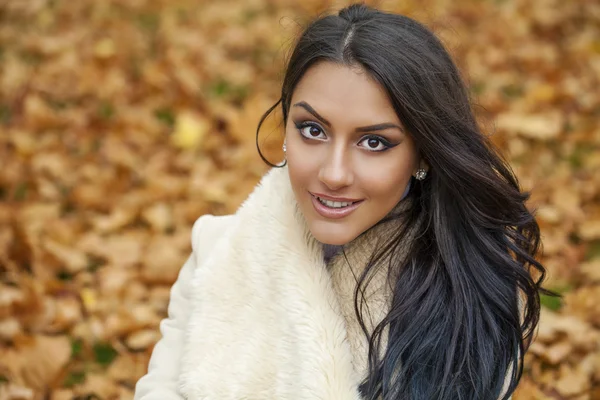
left=256, top=3, right=554, bottom=399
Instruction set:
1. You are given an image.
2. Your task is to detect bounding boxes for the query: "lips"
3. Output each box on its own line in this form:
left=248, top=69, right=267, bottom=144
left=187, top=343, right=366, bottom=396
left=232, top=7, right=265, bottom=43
left=310, top=193, right=364, bottom=219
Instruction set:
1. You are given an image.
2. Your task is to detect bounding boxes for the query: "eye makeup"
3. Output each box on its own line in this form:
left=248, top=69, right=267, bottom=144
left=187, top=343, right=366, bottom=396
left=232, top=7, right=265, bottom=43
left=293, top=120, right=399, bottom=152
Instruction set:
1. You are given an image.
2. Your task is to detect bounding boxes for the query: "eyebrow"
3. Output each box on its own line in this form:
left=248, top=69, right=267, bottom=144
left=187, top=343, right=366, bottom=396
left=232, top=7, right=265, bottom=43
left=292, top=101, right=404, bottom=133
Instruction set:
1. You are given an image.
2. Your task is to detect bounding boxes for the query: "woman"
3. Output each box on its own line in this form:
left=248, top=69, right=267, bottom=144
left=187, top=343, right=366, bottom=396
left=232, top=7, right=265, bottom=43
left=134, top=3, right=551, bottom=399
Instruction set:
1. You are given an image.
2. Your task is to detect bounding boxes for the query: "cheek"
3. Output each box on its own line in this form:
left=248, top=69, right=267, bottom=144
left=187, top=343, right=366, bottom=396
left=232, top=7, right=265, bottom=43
left=286, top=140, right=319, bottom=186
left=360, top=175, right=405, bottom=200
left=286, top=152, right=313, bottom=195
left=287, top=167, right=304, bottom=194
left=356, top=154, right=415, bottom=200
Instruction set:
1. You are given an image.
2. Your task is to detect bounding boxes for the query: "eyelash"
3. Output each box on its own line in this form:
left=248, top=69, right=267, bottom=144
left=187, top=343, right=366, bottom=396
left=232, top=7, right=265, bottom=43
left=293, top=121, right=397, bottom=152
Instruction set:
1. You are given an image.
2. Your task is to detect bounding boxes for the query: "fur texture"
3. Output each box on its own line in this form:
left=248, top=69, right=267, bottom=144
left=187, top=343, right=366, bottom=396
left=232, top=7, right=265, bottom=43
left=177, top=166, right=413, bottom=399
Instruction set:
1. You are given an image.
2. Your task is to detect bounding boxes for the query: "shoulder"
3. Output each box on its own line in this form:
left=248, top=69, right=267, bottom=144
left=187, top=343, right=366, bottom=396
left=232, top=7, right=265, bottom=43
left=191, top=213, right=237, bottom=255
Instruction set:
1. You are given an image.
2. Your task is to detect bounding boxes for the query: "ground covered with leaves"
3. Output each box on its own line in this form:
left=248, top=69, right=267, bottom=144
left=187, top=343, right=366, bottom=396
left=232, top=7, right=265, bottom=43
left=0, top=0, right=598, bottom=399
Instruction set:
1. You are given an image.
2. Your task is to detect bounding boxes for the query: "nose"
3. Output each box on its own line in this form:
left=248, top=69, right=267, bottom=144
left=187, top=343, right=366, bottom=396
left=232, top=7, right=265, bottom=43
left=318, top=144, right=354, bottom=190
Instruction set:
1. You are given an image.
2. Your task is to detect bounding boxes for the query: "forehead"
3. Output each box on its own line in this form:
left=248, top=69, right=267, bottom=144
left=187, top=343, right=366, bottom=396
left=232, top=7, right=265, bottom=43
left=290, top=61, right=398, bottom=122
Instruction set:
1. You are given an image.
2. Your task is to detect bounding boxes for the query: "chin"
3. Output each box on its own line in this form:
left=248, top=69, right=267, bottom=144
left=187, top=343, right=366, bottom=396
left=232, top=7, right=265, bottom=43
left=308, top=223, right=358, bottom=246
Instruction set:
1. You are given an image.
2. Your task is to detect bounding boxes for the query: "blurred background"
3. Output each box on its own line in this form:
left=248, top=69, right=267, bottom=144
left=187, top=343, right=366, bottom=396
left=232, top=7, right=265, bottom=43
left=0, top=0, right=598, bottom=399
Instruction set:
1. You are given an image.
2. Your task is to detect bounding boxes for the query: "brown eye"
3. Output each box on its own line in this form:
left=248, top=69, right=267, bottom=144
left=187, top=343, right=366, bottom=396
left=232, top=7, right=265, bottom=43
left=308, top=126, right=321, bottom=137
left=367, top=138, right=379, bottom=148
left=295, top=121, right=326, bottom=140
left=358, top=135, right=394, bottom=152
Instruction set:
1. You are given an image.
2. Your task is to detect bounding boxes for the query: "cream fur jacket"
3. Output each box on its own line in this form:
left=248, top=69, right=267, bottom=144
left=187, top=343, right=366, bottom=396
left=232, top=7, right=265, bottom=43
left=133, top=165, right=514, bottom=400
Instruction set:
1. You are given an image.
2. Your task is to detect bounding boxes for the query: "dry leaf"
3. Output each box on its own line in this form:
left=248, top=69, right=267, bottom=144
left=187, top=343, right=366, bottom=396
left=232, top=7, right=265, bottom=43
left=93, top=38, right=116, bottom=59
left=579, top=219, right=600, bottom=241
left=90, top=208, right=138, bottom=234
left=496, top=111, right=563, bottom=141
left=125, top=329, right=160, bottom=351
left=171, top=111, right=210, bottom=150
left=536, top=340, right=572, bottom=365
left=50, top=388, right=75, bottom=400
left=107, top=353, right=149, bottom=385
left=141, top=203, right=173, bottom=233
left=555, top=364, right=590, bottom=397
left=0, top=335, right=70, bottom=391
left=48, top=296, right=82, bottom=332
left=580, top=260, right=600, bottom=282
left=141, top=235, right=187, bottom=284
left=563, top=286, right=600, bottom=327
left=0, top=318, right=22, bottom=341
left=97, top=266, right=134, bottom=295
left=0, top=383, right=35, bottom=400
left=43, top=239, right=87, bottom=274
left=72, top=373, right=119, bottom=400
left=80, top=288, right=98, bottom=312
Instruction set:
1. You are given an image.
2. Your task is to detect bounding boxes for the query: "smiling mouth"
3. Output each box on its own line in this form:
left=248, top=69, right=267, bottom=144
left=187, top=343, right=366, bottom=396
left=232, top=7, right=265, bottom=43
left=310, top=193, right=364, bottom=208
left=316, top=196, right=356, bottom=208
left=310, top=193, right=363, bottom=219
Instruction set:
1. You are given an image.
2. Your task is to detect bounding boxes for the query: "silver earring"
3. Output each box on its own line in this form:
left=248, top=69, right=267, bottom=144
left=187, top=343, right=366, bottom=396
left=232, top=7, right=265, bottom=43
left=282, top=141, right=287, bottom=153
left=415, top=168, right=427, bottom=180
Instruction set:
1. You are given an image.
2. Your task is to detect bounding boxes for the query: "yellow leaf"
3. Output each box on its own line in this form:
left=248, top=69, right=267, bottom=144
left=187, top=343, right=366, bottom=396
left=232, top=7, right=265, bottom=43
left=80, top=288, right=97, bottom=312
left=94, top=38, right=116, bottom=59
left=171, top=111, right=209, bottom=150
left=526, top=83, right=557, bottom=103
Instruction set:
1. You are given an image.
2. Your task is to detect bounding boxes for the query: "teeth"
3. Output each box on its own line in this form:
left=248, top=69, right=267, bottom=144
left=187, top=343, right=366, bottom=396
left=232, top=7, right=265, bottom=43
left=317, top=197, right=354, bottom=208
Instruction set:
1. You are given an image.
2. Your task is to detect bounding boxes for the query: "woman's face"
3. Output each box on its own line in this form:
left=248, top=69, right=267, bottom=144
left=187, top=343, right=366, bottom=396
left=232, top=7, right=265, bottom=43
left=285, top=61, right=424, bottom=246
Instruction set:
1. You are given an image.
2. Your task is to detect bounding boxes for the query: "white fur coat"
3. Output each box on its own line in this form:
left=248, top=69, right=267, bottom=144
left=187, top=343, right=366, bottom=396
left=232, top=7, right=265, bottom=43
left=133, top=165, right=514, bottom=400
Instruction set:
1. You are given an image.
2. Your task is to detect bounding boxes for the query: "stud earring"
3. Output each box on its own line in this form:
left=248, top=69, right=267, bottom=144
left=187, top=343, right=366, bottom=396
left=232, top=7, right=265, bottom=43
left=415, top=168, right=427, bottom=180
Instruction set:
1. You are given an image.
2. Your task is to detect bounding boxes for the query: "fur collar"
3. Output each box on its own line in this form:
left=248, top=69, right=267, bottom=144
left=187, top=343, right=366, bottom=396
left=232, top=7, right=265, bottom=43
left=178, top=165, right=415, bottom=399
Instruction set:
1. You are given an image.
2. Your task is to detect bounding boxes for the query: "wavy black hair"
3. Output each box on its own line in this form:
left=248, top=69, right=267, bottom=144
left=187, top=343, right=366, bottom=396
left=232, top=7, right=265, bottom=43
left=256, top=3, right=555, bottom=399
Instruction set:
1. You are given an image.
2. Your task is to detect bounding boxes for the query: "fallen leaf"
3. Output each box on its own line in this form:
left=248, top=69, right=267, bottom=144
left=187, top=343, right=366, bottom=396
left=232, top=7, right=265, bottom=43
left=140, top=235, right=187, bottom=284
left=125, top=329, right=160, bottom=351
left=579, top=218, right=600, bottom=241
left=80, top=288, right=98, bottom=312
left=0, top=318, right=22, bottom=341
left=107, top=353, right=149, bottom=385
left=72, top=373, right=119, bottom=400
left=0, top=383, right=35, bottom=400
left=93, top=38, right=116, bottom=59
left=43, top=239, right=87, bottom=274
left=555, top=364, right=590, bottom=397
left=90, top=207, right=138, bottom=234
left=0, top=335, right=70, bottom=391
left=580, top=260, right=600, bottom=282
left=496, top=111, right=563, bottom=141
left=171, top=111, right=210, bottom=150
left=141, top=203, right=173, bottom=233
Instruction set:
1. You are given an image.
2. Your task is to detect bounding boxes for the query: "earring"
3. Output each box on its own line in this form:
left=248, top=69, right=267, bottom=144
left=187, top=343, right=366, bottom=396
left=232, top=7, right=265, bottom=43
left=415, top=168, right=427, bottom=180
left=281, top=141, right=287, bottom=167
